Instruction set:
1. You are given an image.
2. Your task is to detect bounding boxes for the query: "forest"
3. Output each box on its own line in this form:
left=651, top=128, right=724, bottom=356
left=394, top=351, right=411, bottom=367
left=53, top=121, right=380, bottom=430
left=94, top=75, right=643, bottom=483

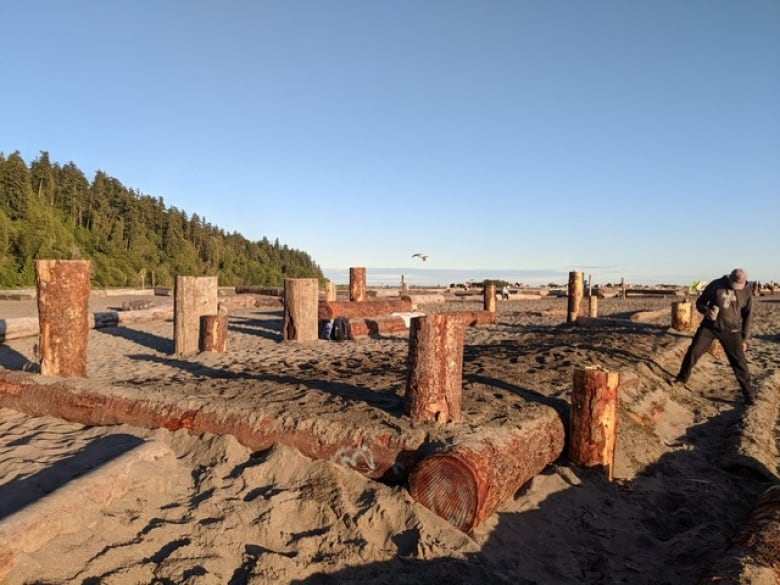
left=0, top=151, right=323, bottom=288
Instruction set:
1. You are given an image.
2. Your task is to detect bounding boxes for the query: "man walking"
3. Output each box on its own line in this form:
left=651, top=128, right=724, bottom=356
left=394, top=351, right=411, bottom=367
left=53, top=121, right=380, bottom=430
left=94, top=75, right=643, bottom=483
left=676, top=268, right=755, bottom=404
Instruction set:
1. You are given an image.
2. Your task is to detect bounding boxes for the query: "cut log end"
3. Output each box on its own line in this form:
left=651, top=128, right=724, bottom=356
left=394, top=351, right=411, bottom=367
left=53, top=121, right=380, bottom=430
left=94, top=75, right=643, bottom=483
left=408, top=454, right=479, bottom=533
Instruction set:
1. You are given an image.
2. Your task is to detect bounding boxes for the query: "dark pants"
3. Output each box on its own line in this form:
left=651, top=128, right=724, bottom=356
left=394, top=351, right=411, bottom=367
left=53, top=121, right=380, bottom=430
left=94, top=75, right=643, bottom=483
left=677, top=324, right=753, bottom=400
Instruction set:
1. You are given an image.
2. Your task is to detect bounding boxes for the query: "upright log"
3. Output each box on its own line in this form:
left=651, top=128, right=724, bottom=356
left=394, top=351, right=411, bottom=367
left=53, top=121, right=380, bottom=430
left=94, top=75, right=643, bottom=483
left=588, top=294, right=599, bottom=318
left=408, top=408, right=565, bottom=533
left=568, top=271, right=584, bottom=323
left=325, top=281, right=337, bottom=302
left=283, top=278, right=319, bottom=342
left=405, top=314, right=465, bottom=423
left=569, top=367, right=620, bottom=480
left=199, top=314, right=228, bottom=352
left=174, top=276, right=218, bottom=355
left=35, top=260, right=91, bottom=377
left=349, top=267, right=367, bottom=302
left=671, top=300, right=692, bottom=332
left=483, top=283, right=496, bottom=313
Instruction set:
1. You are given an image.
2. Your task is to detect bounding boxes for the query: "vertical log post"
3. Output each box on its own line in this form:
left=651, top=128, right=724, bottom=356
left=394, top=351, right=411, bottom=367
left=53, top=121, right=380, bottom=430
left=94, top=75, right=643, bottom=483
left=671, top=300, right=692, bottom=332
left=325, top=281, right=337, bottom=302
left=349, top=267, right=367, bottom=302
left=35, top=259, right=91, bottom=377
left=405, top=314, right=465, bottom=423
left=483, top=282, right=496, bottom=313
left=283, top=278, right=319, bottom=342
left=401, top=274, right=409, bottom=296
left=589, top=294, right=599, bottom=318
left=569, top=367, right=620, bottom=480
left=620, top=277, right=626, bottom=300
left=199, top=314, right=229, bottom=352
left=567, top=271, right=584, bottom=323
left=174, top=276, right=218, bottom=355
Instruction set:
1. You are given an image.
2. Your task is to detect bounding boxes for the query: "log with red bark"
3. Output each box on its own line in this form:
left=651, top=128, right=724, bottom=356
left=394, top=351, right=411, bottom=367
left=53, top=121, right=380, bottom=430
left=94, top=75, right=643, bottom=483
left=405, top=313, right=465, bottom=423
left=199, top=314, right=229, bottom=352
left=35, top=260, right=91, bottom=377
left=569, top=367, right=620, bottom=480
left=349, top=267, right=367, bottom=302
left=347, top=315, right=411, bottom=337
left=0, top=369, right=425, bottom=482
left=449, top=310, right=496, bottom=327
left=408, top=406, right=565, bottom=533
left=318, top=299, right=413, bottom=320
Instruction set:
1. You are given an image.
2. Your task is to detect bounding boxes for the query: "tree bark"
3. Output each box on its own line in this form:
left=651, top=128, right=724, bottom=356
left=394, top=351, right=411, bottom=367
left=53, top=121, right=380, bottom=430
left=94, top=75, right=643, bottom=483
left=174, top=276, right=218, bottom=355
left=0, top=369, right=425, bottom=482
left=199, top=314, right=228, bottom=352
left=283, top=278, right=319, bottom=342
left=671, top=300, right=692, bottom=331
left=349, top=267, right=367, bottom=302
left=347, top=316, right=410, bottom=337
left=483, top=283, right=496, bottom=313
left=569, top=367, right=620, bottom=480
left=319, top=299, right=412, bottom=320
left=35, top=260, right=91, bottom=377
left=568, top=271, right=584, bottom=323
left=408, top=408, right=565, bottom=533
left=405, top=314, right=465, bottom=423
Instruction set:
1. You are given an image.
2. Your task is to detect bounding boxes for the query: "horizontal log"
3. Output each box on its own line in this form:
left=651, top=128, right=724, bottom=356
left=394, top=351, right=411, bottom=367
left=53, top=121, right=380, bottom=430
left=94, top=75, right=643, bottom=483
left=318, top=299, right=412, bottom=320
left=409, top=406, right=565, bottom=533
left=1, top=307, right=175, bottom=343
left=0, top=369, right=426, bottom=482
left=347, top=316, right=411, bottom=337
left=235, top=286, right=283, bottom=296
left=448, top=310, right=496, bottom=327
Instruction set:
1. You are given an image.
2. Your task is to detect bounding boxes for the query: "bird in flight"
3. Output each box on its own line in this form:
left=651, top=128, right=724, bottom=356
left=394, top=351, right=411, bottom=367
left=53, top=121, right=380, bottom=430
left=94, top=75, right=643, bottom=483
left=412, top=253, right=428, bottom=262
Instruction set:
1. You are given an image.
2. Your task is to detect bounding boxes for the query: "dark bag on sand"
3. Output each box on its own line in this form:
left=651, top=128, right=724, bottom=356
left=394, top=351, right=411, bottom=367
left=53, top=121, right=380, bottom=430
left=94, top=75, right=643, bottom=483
left=331, top=316, right=353, bottom=341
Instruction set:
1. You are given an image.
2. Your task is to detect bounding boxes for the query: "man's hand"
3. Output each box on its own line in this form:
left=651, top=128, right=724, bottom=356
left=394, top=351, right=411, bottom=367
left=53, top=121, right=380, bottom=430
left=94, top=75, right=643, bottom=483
left=742, top=341, right=749, bottom=352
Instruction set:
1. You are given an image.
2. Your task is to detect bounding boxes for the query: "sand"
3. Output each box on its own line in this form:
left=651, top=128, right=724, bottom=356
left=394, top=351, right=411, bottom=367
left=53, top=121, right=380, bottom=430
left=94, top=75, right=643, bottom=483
left=0, top=292, right=778, bottom=584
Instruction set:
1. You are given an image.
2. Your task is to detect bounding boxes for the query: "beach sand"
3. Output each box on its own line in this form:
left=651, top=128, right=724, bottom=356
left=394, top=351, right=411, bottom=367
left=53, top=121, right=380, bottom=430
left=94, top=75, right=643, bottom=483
left=0, top=292, right=778, bottom=584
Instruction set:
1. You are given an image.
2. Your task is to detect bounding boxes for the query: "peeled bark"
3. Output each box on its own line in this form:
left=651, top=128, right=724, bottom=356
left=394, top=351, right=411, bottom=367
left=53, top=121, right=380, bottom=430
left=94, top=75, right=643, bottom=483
left=319, top=299, right=412, bottom=320
left=405, top=314, right=465, bottom=423
left=35, top=260, right=91, bottom=378
left=349, top=267, right=367, bottom=302
left=408, top=408, right=565, bottom=533
left=174, top=276, right=218, bottom=355
left=483, top=283, right=496, bottom=313
left=569, top=367, right=620, bottom=480
left=283, top=278, right=319, bottom=342
left=0, top=369, right=425, bottom=482
left=671, top=301, right=692, bottom=331
left=568, top=271, right=584, bottom=323
left=199, top=314, right=228, bottom=352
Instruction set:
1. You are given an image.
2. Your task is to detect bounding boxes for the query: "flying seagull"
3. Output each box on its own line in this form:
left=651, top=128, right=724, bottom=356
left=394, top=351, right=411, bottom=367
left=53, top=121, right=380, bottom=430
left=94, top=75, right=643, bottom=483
left=412, top=253, right=428, bottom=262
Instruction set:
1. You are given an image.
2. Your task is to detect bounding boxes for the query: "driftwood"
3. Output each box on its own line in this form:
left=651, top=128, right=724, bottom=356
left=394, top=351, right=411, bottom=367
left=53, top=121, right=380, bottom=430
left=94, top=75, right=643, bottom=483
left=174, top=276, right=218, bottom=355
left=567, top=271, right=584, bottom=323
left=349, top=267, right=367, bottom=302
left=347, top=315, right=411, bottom=337
left=35, top=259, right=91, bottom=377
left=408, top=407, right=565, bottom=533
left=283, top=278, right=319, bottom=342
left=0, top=369, right=426, bottom=482
left=319, top=299, right=413, bottom=320
left=405, top=314, right=465, bottom=423
left=199, top=315, right=228, bottom=352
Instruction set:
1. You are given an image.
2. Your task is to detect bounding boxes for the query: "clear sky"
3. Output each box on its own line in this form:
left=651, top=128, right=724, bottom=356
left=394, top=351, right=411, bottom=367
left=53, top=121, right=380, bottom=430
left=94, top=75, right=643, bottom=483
left=2, top=1, right=778, bottom=286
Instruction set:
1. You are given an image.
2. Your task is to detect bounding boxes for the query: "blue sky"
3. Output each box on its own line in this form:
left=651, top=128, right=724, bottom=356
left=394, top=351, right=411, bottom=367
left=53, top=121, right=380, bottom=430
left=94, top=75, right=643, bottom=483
left=2, top=1, right=778, bottom=286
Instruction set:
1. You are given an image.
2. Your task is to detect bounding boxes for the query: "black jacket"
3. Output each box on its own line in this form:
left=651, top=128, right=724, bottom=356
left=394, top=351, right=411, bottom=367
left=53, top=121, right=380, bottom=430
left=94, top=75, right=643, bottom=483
left=695, top=275, right=753, bottom=339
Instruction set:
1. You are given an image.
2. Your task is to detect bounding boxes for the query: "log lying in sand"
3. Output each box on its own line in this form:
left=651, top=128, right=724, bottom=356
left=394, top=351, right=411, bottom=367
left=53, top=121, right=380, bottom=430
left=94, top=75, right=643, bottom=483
left=348, top=315, right=411, bottom=337
left=721, top=372, right=780, bottom=482
left=449, top=310, right=496, bottom=327
left=0, top=440, right=173, bottom=580
left=0, top=369, right=426, bottom=482
left=1, top=307, right=175, bottom=343
left=701, top=485, right=780, bottom=584
left=408, top=406, right=565, bottom=533
left=318, top=299, right=413, bottom=320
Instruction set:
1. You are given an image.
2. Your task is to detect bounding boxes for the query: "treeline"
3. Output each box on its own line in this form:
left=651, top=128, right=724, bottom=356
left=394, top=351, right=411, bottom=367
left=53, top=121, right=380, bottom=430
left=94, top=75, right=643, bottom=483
left=0, top=151, right=323, bottom=288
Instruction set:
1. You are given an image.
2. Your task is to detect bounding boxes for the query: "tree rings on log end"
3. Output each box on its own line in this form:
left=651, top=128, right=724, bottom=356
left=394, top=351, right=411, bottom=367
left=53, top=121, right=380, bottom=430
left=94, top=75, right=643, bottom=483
left=408, top=454, right=480, bottom=533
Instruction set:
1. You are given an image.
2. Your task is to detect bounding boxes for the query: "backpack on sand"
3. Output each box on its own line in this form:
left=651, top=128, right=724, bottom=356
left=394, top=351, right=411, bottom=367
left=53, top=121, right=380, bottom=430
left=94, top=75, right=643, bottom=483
left=331, top=316, right=353, bottom=341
